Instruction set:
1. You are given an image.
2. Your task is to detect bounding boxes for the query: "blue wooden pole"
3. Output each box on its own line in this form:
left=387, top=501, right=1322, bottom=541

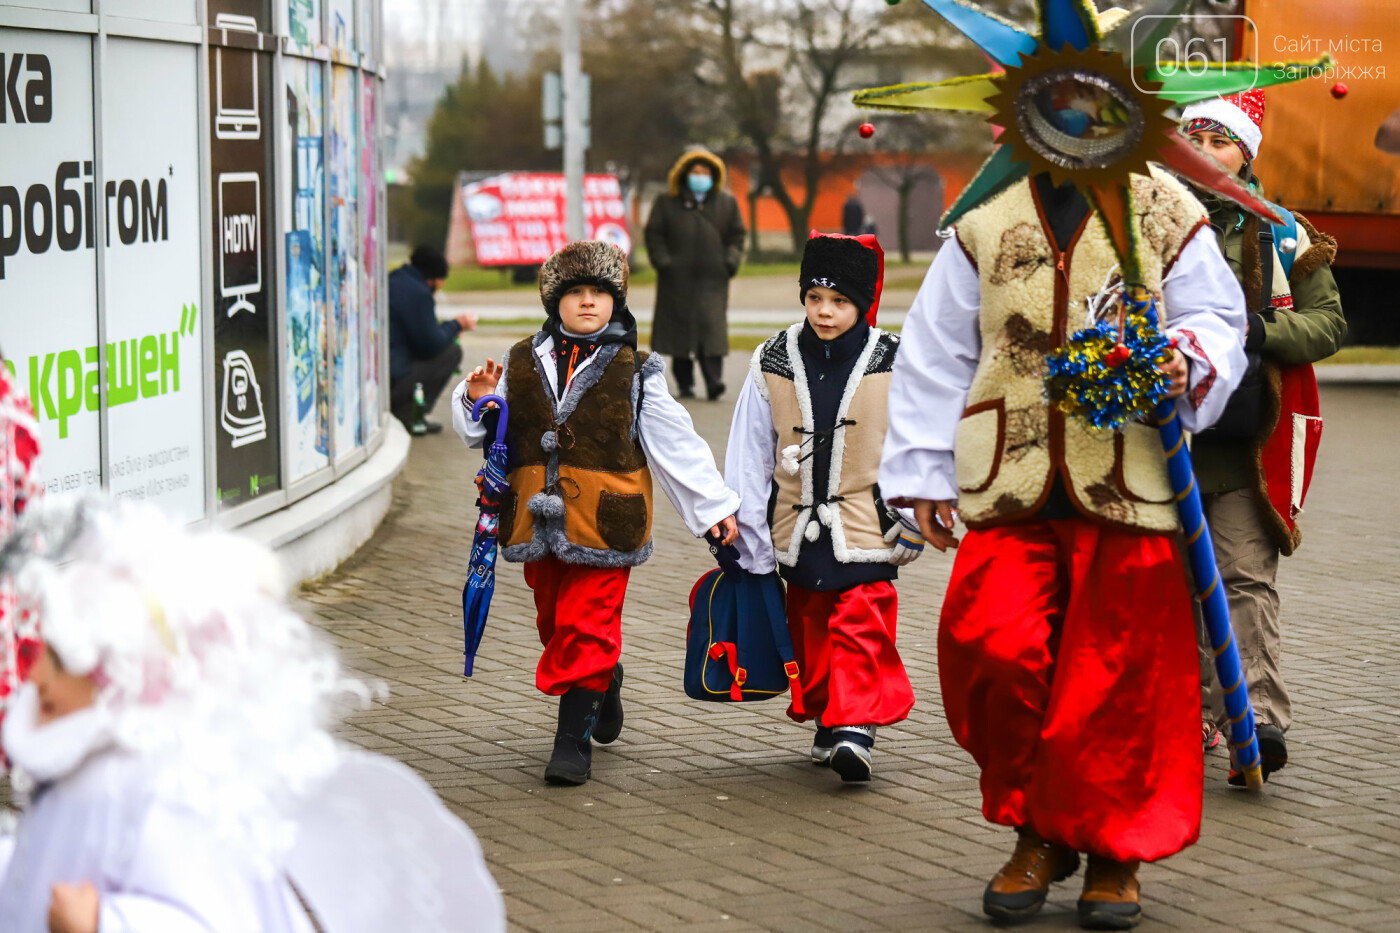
left=1154, top=397, right=1264, bottom=790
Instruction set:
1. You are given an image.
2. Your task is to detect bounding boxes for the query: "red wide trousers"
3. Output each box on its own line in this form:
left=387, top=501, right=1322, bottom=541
left=938, top=519, right=1201, bottom=863
left=785, top=581, right=915, bottom=727
left=524, top=556, right=630, bottom=695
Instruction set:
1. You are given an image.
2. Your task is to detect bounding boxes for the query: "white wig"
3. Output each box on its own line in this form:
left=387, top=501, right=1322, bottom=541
left=2, top=496, right=369, bottom=871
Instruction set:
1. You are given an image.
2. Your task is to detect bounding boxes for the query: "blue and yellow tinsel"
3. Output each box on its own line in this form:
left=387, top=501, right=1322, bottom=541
left=1044, top=291, right=1172, bottom=431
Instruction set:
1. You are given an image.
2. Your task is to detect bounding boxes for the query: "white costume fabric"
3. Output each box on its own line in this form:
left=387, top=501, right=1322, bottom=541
left=452, top=336, right=739, bottom=537
left=879, top=228, right=1247, bottom=504
left=0, top=501, right=506, bottom=933
left=0, top=686, right=314, bottom=933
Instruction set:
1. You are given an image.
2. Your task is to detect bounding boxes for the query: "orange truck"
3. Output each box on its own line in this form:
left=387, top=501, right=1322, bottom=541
left=1235, top=0, right=1400, bottom=342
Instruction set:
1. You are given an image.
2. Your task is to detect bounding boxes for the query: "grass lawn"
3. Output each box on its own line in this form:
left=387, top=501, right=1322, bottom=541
left=1317, top=346, right=1400, bottom=365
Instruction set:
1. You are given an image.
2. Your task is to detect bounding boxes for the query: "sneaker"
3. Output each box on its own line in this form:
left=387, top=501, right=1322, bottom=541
left=1202, top=721, right=1220, bottom=752
left=810, top=723, right=835, bottom=765
left=983, top=827, right=1081, bottom=923
left=829, top=725, right=876, bottom=783
left=1077, top=855, right=1141, bottom=930
left=410, top=419, right=444, bottom=436
left=1229, top=723, right=1287, bottom=786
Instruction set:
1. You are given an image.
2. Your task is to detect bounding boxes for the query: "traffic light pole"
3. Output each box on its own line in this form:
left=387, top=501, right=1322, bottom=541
left=561, top=0, right=586, bottom=242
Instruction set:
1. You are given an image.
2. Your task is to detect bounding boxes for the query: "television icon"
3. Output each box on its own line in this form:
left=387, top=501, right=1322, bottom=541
left=219, top=172, right=262, bottom=317
left=221, top=350, right=268, bottom=447
left=214, top=13, right=260, bottom=140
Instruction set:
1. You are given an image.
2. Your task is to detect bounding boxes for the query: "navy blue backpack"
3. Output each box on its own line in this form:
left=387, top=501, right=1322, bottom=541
left=684, top=537, right=804, bottom=712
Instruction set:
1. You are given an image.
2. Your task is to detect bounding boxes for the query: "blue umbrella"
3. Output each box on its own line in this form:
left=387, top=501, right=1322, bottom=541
left=462, top=394, right=509, bottom=677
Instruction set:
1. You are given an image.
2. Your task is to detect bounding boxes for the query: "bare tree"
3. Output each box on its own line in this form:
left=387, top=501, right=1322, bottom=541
left=701, top=0, right=892, bottom=253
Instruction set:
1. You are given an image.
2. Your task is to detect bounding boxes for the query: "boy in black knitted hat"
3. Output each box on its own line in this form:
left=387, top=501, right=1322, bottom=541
left=723, top=232, right=924, bottom=782
left=452, top=240, right=739, bottom=787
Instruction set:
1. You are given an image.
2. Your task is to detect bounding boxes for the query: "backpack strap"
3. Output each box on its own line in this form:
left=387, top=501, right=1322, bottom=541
left=1258, top=221, right=1275, bottom=315
left=750, top=574, right=805, bottom=716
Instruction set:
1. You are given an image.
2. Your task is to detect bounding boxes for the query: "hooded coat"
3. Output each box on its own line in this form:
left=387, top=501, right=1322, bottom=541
left=645, top=149, right=747, bottom=358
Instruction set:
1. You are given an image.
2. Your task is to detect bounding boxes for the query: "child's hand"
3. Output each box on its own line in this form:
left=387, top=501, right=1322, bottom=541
left=709, top=515, right=739, bottom=546
left=465, top=359, right=503, bottom=403
left=913, top=500, right=959, bottom=552
left=1157, top=347, right=1190, bottom=400
left=48, top=881, right=99, bottom=933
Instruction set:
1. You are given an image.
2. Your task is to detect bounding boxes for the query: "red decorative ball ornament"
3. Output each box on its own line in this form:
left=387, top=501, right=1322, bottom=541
left=1331, top=82, right=1349, bottom=99
left=1105, top=344, right=1133, bottom=368
left=858, top=122, right=876, bottom=139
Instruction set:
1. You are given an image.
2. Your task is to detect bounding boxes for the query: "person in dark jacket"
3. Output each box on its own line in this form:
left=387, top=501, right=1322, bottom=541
left=1181, top=91, right=1345, bottom=779
left=841, top=194, right=865, bottom=236
left=388, top=246, right=476, bottom=433
left=645, top=147, right=746, bottom=400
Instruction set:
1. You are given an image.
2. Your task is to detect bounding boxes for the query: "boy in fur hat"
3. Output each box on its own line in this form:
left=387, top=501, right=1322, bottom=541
left=452, top=240, right=739, bottom=787
left=724, top=232, right=922, bottom=783
left=1181, top=90, right=1346, bottom=776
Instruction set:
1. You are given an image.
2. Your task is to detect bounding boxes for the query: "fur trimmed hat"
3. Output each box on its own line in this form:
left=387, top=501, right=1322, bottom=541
left=799, top=231, right=885, bottom=325
left=538, top=240, right=630, bottom=318
left=1182, top=89, right=1266, bottom=161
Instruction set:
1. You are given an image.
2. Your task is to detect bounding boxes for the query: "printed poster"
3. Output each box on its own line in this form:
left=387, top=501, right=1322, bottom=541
left=282, top=56, right=330, bottom=480
left=102, top=38, right=206, bottom=521
left=329, top=64, right=359, bottom=456
left=359, top=73, right=380, bottom=439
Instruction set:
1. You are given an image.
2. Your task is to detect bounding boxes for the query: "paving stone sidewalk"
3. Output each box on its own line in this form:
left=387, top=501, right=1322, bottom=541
left=302, top=338, right=1400, bottom=933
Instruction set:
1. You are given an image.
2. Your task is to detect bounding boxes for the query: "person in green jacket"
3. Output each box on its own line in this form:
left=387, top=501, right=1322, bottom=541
left=1182, top=91, right=1346, bottom=781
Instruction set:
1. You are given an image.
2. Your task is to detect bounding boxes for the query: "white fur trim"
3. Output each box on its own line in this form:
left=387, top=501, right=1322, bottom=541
left=780, top=444, right=801, bottom=476
left=804, top=520, right=821, bottom=542
left=827, top=328, right=897, bottom=564
left=749, top=341, right=773, bottom=402
left=1182, top=98, right=1262, bottom=159
left=777, top=324, right=815, bottom=566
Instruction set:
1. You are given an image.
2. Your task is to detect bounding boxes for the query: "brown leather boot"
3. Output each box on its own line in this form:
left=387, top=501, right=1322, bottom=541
left=982, top=827, right=1081, bottom=923
left=1077, top=855, right=1142, bottom=930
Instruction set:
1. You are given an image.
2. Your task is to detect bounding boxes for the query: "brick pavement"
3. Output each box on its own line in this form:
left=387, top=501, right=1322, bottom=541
left=302, top=336, right=1400, bottom=933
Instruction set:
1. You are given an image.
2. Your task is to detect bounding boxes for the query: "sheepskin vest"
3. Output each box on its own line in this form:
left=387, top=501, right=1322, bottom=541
left=499, top=333, right=662, bottom=568
left=753, top=323, right=901, bottom=565
left=952, top=167, right=1208, bottom=533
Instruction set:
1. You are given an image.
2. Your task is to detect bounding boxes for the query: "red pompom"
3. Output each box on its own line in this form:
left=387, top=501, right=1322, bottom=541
left=1105, top=344, right=1133, bottom=368
left=1331, top=82, right=1349, bottom=99
left=858, top=122, right=875, bottom=139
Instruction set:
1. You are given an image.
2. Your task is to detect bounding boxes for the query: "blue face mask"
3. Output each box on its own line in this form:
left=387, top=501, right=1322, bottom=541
left=687, top=173, right=714, bottom=195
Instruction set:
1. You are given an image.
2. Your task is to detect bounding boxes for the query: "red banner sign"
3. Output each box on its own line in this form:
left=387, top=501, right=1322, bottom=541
left=458, top=173, right=631, bottom=266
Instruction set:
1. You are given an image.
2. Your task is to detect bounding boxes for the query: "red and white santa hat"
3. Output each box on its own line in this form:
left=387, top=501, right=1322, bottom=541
left=1181, top=88, right=1266, bottom=161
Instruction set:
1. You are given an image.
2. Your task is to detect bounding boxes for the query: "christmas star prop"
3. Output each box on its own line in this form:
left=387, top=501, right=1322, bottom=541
left=856, top=0, right=1331, bottom=283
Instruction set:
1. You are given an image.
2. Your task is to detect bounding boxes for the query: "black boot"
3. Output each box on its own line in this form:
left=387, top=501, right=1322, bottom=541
left=593, top=663, right=624, bottom=745
left=544, top=687, right=604, bottom=786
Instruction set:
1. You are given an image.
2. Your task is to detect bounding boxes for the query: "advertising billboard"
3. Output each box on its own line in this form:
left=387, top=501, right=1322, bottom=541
left=0, top=29, right=101, bottom=501
left=209, top=8, right=281, bottom=510
left=102, top=38, right=207, bottom=521
left=456, top=173, right=631, bottom=267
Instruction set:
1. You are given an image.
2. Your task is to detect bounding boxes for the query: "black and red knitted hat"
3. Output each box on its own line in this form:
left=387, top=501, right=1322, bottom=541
left=798, top=231, right=886, bottom=325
